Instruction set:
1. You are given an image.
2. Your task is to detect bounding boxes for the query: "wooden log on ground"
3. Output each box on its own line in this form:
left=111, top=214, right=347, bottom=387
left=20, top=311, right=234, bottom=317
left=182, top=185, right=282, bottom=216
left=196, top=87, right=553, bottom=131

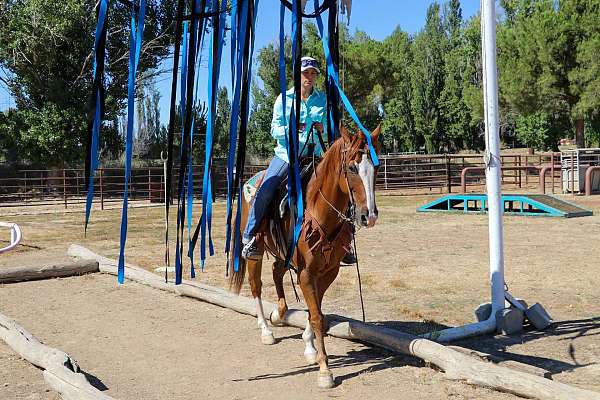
left=0, top=313, right=114, bottom=400
left=67, top=244, right=600, bottom=400
left=0, top=260, right=99, bottom=284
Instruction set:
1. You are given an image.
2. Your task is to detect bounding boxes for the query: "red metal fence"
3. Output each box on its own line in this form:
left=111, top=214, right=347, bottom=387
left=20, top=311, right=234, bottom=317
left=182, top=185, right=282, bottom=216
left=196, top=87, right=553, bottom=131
left=0, top=153, right=562, bottom=209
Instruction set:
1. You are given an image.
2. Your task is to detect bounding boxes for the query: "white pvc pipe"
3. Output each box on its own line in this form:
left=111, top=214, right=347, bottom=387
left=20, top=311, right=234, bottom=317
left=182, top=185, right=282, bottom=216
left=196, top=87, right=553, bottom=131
left=481, top=0, right=505, bottom=321
left=422, top=0, right=504, bottom=342
left=0, top=222, right=22, bottom=254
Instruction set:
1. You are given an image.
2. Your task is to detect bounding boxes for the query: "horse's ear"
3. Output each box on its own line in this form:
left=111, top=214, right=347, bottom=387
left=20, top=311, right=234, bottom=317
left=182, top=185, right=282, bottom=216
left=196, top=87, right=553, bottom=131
left=339, top=122, right=352, bottom=143
left=371, top=124, right=382, bottom=142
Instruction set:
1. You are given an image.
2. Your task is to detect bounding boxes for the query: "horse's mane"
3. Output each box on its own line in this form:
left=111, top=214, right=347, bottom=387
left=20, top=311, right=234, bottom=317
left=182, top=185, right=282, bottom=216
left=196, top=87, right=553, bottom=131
left=306, top=136, right=345, bottom=208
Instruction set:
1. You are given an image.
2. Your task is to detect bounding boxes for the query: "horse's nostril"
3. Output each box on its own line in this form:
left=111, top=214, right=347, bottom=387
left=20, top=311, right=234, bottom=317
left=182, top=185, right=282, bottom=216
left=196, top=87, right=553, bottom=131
left=361, top=215, right=368, bottom=225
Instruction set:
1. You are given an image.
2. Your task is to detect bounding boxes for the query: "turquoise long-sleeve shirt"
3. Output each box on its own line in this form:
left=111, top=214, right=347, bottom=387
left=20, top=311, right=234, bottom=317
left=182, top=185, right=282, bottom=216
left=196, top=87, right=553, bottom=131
left=271, top=87, right=328, bottom=163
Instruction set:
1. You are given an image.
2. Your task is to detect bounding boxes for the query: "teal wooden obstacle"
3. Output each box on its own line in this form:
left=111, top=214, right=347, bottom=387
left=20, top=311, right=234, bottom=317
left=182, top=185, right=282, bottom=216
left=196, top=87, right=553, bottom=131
left=417, top=194, right=592, bottom=218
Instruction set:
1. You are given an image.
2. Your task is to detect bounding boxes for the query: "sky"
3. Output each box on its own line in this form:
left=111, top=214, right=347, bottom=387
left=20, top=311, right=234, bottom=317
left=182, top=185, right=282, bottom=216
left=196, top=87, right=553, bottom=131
left=0, top=0, right=482, bottom=125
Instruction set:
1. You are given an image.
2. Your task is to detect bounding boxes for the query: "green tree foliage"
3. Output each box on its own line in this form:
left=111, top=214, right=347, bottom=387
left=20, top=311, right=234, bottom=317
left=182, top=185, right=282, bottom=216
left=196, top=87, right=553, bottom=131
left=0, top=0, right=174, bottom=166
left=214, top=86, right=231, bottom=159
left=410, top=4, right=447, bottom=153
left=497, top=0, right=600, bottom=149
left=381, top=28, right=416, bottom=152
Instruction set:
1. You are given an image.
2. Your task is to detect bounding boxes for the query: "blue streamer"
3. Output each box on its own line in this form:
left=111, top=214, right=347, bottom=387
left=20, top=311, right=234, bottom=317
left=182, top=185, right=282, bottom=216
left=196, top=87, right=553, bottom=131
left=117, top=0, right=146, bottom=284
left=85, top=0, right=109, bottom=232
left=200, top=0, right=226, bottom=269
left=224, top=0, right=250, bottom=272
left=282, top=0, right=305, bottom=268
left=174, top=20, right=189, bottom=284
left=314, top=3, right=379, bottom=166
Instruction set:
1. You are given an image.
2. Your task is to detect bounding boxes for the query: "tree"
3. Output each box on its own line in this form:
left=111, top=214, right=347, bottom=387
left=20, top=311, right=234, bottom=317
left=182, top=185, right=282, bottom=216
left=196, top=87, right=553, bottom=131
left=214, top=86, right=231, bottom=159
left=439, top=0, right=470, bottom=152
left=411, top=3, right=447, bottom=153
left=497, top=0, right=598, bottom=149
left=247, top=84, right=276, bottom=160
left=0, top=0, right=175, bottom=165
left=381, top=27, right=416, bottom=152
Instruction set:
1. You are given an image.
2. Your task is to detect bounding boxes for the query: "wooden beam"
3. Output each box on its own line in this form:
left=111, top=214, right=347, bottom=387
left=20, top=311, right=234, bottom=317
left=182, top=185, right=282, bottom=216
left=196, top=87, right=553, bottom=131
left=0, top=260, right=99, bottom=284
left=0, top=313, right=114, bottom=400
left=67, top=244, right=600, bottom=400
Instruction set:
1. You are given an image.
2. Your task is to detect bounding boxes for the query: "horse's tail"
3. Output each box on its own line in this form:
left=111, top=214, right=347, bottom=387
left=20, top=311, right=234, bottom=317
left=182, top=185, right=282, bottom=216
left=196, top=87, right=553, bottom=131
left=228, top=198, right=248, bottom=295
left=228, top=249, right=246, bottom=295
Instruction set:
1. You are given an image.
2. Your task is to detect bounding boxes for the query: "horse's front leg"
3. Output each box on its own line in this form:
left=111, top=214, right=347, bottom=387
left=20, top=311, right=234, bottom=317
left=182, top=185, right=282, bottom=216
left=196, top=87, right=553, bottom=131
left=302, top=314, right=317, bottom=364
left=298, top=268, right=334, bottom=388
left=247, top=256, right=275, bottom=345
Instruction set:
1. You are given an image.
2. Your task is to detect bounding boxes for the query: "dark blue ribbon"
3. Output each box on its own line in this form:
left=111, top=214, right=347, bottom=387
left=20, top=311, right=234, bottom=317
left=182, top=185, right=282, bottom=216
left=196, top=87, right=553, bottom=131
left=117, top=0, right=146, bottom=284
left=314, top=2, right=379, bottom=166
left=174, top=19, right=189, bottom=283
left=85, top=0, right=109, bottom=233
left=199, top=0, right=227, bottom=269
left=224, top=0, right=250, bottom=273
left=282, top=0, right=305, bottom=269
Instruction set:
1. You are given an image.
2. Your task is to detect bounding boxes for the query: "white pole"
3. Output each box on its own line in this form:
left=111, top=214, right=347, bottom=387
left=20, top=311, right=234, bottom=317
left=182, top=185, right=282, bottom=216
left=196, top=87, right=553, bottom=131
left=422, top=0, right=504, bottom=342
left=481, top=0, right=505, bottom=319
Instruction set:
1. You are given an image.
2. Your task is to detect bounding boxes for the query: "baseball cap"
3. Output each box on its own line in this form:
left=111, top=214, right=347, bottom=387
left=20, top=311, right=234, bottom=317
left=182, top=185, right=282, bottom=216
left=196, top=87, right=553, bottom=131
left=300, top=56, right=320, bottom=73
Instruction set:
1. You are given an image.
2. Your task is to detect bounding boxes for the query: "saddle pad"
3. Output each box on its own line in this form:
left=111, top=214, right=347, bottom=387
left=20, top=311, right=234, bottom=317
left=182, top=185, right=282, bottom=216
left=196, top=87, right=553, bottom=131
left=243, top=170, right=266, bottom=203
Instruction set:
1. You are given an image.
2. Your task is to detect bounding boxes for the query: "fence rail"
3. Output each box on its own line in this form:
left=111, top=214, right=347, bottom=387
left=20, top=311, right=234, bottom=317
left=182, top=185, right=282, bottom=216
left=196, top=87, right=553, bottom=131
left=0, top=153, right=562, bottom=209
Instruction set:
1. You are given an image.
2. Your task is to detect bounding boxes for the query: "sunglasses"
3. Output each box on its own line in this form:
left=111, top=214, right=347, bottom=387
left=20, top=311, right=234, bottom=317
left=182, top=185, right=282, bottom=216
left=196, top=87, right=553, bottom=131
left=301, top=59, right=320, bottom=69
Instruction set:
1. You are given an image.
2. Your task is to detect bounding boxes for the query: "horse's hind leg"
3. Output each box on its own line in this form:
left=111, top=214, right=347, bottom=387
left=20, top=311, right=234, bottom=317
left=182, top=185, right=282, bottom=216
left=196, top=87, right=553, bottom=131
left=247, top=256, right=275, bottom=345
left=269, top=259, right=288, bottom=326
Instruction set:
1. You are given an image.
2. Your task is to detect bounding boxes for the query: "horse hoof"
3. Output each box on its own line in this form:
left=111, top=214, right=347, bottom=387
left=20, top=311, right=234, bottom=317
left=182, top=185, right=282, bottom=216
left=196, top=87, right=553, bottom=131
left=317, top=372, right=335, bottom=389
left=261, top=332, right=276, bottom=345
left=270, top=309, right=285, bottom=326
left=304, top=350, right=318, bottom=364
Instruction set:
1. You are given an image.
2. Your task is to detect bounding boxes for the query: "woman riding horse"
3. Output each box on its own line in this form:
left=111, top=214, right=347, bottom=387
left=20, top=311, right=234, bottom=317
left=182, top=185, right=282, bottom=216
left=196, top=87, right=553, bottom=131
left=231, top=121, right=381, bottom=388
left=241, top=56, right=356, bottom=265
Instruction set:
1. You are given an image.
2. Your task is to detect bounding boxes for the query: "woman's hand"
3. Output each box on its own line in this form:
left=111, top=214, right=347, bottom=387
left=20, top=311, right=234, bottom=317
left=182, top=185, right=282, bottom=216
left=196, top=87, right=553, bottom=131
left=313, top=122, right=324, bottom=134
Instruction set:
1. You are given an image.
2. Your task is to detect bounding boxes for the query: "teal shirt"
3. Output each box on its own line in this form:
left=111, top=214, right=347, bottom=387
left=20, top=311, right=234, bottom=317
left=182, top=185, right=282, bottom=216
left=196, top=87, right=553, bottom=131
left=271, top=87, right=328, bottom=163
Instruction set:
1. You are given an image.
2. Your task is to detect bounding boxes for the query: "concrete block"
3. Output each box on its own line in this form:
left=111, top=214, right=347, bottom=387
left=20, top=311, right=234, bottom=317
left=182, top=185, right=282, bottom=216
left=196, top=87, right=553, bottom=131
left=475, top=302, right=492, bottom=322
left=525, top=303, right=553, bottom=330
left=496, top=308, right=524, bottom=335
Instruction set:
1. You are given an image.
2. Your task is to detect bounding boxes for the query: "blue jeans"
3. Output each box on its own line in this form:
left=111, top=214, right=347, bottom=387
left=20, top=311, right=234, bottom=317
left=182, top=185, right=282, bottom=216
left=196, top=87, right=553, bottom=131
left=243, top=156, right=288, bottom=242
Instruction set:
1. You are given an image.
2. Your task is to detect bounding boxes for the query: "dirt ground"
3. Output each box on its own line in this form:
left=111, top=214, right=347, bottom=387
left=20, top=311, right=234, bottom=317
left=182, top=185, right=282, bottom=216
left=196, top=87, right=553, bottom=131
left=1, top=191, right=600, bottom=399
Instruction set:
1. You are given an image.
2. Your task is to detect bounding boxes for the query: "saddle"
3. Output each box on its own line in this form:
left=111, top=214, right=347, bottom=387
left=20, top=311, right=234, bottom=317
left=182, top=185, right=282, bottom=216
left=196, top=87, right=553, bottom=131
left=243, top=156, right=319, bottom=261
left=243, top=156, right=318, bottom=217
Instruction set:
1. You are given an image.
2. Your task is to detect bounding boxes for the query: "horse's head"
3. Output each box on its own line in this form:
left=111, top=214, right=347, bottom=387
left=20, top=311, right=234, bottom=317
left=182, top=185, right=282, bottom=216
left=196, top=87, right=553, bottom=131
left=339, top=123, right=381, bottom=228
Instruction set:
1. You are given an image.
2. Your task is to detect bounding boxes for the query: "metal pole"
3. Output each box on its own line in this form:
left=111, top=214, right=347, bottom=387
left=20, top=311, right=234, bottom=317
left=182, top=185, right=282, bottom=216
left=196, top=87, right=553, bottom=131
left=24, top=171, right=27, bottom=204
left=571, top=153, right=575, bottom=196
left=100, top=168, right=104, bottom=211
left=63, top=169, right=67, bottom=209
left=429, top=0, right=504, bottom=342
left=482, top=0, right=505, bottom=320
left=384, top=158, right=388, bottom=190
left=551, top=153, right=555, bottom=194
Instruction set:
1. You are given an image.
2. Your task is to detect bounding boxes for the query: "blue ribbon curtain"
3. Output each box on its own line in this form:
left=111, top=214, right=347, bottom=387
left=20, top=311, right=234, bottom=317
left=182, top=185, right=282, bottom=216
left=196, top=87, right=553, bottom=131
left=87, top=0, right=379, bottom=282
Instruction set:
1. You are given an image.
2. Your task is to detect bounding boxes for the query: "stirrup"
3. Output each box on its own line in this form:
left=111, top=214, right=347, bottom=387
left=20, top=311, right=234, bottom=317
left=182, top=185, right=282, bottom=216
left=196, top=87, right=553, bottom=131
left=242, top=237, right=262, bottom=260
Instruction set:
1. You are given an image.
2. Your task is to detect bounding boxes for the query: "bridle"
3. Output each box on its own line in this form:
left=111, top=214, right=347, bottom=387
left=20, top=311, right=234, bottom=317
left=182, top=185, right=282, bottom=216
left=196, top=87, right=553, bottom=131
left=317, top=143, right=370, bottom=229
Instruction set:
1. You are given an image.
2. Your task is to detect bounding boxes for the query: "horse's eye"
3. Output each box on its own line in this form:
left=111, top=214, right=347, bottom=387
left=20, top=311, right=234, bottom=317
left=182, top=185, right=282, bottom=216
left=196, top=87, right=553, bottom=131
left=348, top=164, right=359, bottom=174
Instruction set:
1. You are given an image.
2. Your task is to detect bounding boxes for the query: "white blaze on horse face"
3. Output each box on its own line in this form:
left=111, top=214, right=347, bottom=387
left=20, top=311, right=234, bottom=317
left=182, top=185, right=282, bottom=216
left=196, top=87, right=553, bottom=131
left=358, top=153, right=377, bottom=227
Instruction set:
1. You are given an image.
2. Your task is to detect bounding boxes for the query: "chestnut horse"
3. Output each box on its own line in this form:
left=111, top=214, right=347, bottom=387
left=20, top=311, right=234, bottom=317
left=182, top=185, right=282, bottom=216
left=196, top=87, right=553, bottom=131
left=229, top=124, right=380, bottom=388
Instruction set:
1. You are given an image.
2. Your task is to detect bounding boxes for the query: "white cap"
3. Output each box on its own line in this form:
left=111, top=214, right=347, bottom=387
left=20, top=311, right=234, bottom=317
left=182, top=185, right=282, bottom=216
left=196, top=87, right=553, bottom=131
left=300, top=56, right=320, bottom=73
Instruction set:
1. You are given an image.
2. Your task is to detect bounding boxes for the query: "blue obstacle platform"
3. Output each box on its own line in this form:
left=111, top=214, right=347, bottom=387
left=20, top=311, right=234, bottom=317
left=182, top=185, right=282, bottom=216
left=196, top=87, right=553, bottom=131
left=417, top=193, right=592, bottom=218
